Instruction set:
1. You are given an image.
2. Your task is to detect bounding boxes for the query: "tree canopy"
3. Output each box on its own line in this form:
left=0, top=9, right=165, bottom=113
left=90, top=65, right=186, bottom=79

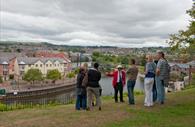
left=168, top=1, right=195, bottom=59
left=23, top=69, right=43, bottom=84
left=46, top=69, right=61, bottom=83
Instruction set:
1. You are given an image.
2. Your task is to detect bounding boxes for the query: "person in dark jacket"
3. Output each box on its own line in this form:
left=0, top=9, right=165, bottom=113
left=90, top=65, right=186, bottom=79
left=86, top=62, right=102, bottom=111
left=75, top=67, right=87, bottom=110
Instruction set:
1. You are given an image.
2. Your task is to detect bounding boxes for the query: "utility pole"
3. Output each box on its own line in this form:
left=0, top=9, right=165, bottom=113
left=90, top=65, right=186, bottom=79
left=189, top=65, right=192, bottom=85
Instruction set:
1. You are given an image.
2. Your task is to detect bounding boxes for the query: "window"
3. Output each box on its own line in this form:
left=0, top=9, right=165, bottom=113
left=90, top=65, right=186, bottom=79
left=40, top=64, right=42, bottom=67
left=29, top=65, right=31, bottom=67
left=36, top=64, right=38, bottom=67
left=50, top=64, right=52, bottom=67
left=55, top=64, right=56, bottom=67
left=3, top=71, right=8, bottom=75
left=46, top=64, right=48, bottom=67
left=3, top=65, right=8, bottom=69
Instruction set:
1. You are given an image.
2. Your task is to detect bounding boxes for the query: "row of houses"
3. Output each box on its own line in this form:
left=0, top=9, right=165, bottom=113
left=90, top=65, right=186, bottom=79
left=0, top=57, right=72, bottom=81
left=169, top=60, right=195, bottom=75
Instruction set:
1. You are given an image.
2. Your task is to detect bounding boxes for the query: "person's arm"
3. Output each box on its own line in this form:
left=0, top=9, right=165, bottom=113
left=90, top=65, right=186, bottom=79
left=145, top=63, right=149, bottom=75
left=126, top=68, right=130, bottom=74
left=123, top=71, right=126, bottom=85
left=156, top=61, right=161, bottom=76
left=98, top=72, right=101, bottom=81
left=106, top=70, right=115, bottom=77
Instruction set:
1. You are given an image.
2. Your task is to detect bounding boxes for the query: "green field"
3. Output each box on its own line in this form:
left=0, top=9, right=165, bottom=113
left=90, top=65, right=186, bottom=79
left=0, top=88, right=195, bottom=127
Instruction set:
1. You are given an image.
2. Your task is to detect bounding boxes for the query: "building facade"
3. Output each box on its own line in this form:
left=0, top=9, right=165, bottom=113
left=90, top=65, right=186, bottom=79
left=17, top=57, right=68, bottom=78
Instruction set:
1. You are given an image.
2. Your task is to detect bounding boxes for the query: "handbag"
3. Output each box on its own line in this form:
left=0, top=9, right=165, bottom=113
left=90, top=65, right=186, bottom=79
left=82, top=72, right=88, bottom=87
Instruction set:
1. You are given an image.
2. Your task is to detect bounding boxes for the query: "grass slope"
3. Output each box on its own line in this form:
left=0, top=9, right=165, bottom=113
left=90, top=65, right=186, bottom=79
left=0, top=88, right=195, bottom=127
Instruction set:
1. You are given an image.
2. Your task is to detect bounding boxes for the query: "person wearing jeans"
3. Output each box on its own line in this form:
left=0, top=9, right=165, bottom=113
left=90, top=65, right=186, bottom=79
left=155, top=76, right=165, bottom=103
left=127, top=80, right=136, bottom=104
left=126, top=59, right=138, bottom=105
left=156, top=51, right=170, bottom=104
left=75, top=67, right=87, bottom=110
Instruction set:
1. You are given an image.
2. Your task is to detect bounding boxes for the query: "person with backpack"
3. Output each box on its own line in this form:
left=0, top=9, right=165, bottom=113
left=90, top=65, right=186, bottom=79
left=75, top=67, right=87, bottom=110
left=85, top=63, right=102, bottom=111
left=144, top=55, right=156, bottom=107
left=156, top=51, right=170, bottom=104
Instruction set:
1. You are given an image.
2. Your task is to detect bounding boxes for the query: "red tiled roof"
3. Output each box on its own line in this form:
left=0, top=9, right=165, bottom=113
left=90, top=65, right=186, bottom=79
left=35, top=52, right=71, bottom=63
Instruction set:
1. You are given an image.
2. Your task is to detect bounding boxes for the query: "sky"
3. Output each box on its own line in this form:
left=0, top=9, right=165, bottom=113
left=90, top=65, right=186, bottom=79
left=0, top=0, right=193, bottom=47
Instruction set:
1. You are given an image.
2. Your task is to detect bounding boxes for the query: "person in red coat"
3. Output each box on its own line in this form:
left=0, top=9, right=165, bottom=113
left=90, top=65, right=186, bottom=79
left=107, top=65, right=126, bottom=103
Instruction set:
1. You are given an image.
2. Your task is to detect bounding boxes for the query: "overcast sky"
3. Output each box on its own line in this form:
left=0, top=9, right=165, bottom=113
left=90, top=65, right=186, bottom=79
left=0, top=0, right=193, bottom=47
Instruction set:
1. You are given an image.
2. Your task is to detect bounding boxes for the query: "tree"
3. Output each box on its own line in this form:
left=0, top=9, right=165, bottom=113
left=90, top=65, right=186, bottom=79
left=168, top=2, right=195, bottom=59
left=46, top=69, right=61, bottom=84
left=140, top=54, right=146, bottom=66
left=121, top=57, right=129, bottom=65
left=66, top=72, right=76, bottom=78
left=23, top=69, right=43, bottom=84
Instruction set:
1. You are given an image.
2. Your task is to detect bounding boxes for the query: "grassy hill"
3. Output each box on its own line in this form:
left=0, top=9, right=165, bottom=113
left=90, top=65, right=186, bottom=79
left=0, top=88, right=195, bottom=127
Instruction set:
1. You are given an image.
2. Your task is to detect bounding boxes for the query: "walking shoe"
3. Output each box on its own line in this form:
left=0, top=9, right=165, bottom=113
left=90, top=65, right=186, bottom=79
left=99, top=107, right=101, bottom=111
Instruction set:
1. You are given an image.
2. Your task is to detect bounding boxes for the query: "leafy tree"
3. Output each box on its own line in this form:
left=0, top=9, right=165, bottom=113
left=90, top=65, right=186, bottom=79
left=66, top=72, right=76, bottom=78
left=46, top=69, right=61, bottom=84
left=140, top=54, right=146, bottom=66
left=121, top=57, right=129, bottom=65
left=168, top=2, right=195, bottom=59
left=23, top=69, right=43, bottom=84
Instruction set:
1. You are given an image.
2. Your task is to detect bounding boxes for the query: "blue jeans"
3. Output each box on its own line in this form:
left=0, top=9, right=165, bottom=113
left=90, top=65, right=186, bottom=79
left=155, top=76, right=165, bottom=103
left=75, top=95, right=87, bottom=110
left=152, top=78, right=157, bottom=102
left=127, top=80, right=136, bottom=104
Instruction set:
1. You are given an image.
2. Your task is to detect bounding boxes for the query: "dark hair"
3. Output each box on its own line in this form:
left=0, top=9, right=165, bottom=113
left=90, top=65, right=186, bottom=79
left=131, top=59, right=136, bottom=65
left=94, top=62, right=99, bottom=69
left=79, top=67, right=85, bottom=73
left=158, top=51, right=165, bottom=58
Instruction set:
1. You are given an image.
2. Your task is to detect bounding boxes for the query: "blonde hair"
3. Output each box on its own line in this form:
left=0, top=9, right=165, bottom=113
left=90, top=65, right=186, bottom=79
left=146, top=55, right=153, bottom=62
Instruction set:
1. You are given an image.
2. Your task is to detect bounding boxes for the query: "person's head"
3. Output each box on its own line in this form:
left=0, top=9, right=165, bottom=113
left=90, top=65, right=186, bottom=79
left=130, top=59, right=136, bottom=65
left=117, top=65, right=123, bottom=71
left=83, top=63, right=88, bottom=71
left=146, top=55, right=153, bottom=62
left=94, top=62, right=99, bottom=69
left=79, top=67, right=85, bottom=74
left=157, top=50, right=165, bottom=60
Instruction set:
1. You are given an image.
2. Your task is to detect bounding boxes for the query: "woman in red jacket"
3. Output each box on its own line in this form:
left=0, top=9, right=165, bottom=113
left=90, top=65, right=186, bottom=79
left=107, top=65, right=126, bottom=103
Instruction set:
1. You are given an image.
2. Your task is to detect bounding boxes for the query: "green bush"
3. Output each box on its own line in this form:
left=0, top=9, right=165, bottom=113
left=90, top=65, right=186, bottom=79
left=66, top=72, right=76, bottom=78
left=46, top=69, right=61, bottom=83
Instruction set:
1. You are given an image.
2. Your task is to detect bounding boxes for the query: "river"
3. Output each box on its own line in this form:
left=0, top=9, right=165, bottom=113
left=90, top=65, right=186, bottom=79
left=100, top=74, right=144, bottom=96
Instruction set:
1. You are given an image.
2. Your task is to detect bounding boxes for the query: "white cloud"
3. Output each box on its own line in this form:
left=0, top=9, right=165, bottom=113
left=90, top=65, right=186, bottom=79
left=0, top=0, right=193, bottom=47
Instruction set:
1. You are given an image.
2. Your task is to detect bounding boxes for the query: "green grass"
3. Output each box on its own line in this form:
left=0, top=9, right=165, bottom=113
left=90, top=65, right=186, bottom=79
left=0, top=88, right=194, bottom=127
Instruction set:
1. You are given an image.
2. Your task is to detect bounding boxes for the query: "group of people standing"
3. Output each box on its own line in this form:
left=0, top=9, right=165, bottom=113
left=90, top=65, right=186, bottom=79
left=75, top=62, right=102, bottom=111
left=75, top=50, right=170, bottom=111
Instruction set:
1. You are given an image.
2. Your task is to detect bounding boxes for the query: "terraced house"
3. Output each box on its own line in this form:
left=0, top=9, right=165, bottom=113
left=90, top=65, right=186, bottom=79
left=0, top=57, right=18, bottom=81
left=17, top=57, right=69, bottom=78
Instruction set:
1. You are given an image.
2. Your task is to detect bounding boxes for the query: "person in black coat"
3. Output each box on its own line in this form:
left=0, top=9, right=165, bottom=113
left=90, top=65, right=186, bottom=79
left=75, top=67, right=87, bottom=110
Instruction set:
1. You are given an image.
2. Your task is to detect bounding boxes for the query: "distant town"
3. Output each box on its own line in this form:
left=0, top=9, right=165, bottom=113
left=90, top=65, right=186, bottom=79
left=0, top=41, right=194, bottom=93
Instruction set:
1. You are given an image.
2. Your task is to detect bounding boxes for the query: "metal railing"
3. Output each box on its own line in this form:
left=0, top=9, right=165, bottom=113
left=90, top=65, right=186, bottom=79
left=0, top=79, right=76, bottom=109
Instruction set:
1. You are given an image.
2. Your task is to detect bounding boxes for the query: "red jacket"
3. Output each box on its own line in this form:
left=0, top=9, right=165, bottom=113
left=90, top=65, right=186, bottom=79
left=107, top=70, right=126, bottom=88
